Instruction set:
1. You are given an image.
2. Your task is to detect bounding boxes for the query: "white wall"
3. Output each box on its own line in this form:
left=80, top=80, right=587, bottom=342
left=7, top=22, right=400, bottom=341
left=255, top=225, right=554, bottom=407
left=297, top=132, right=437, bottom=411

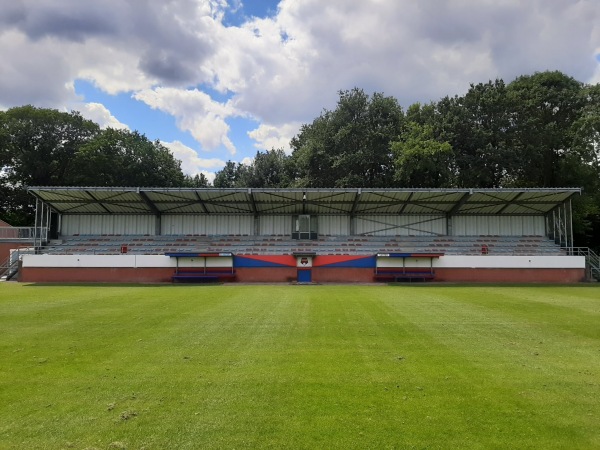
left=62, top=215, right=155, bottom=236
left=355, top=215, right=446, bottom=236
left=60, top=213, right=547, bottom=238
left=377, top=257, right=435, bottom=268
left=259, top=216, right=290, bottom=235
left=24, top=254, right=585, bottom=270
left=319, top=216, right=351, bottom=236
left=22, top=254, right=233, bottom=268
left=377, top=255, right=585, bottom=269
left=161, top=215, right=254, bottom=235
left=452, top=216, right=544, bottom=236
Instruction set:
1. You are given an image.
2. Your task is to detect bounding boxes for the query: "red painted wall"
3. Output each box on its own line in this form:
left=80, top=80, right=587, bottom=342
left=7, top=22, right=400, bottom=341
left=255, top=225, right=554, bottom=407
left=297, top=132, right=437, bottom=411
left=20, top=267, right=174, bottom=283
left=19, top=266, right=586, bottom=284
left=235, top=267, right=297, bottom=283
left=0, top=242, right=31, bottom=264
left=434, top=268, right=585, bottom=283
left=313, top=268, right=374, bottom=283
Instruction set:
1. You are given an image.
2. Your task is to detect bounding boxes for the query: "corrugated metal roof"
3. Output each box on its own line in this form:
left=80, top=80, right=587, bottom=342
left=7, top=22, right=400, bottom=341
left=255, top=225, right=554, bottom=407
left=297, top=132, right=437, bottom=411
left=28, top=187, right=581, bottom=216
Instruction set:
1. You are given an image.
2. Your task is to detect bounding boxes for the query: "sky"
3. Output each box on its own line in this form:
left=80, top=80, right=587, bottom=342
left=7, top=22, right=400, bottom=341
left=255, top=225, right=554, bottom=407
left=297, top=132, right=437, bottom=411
left=1, top=0, right=600, bottom=183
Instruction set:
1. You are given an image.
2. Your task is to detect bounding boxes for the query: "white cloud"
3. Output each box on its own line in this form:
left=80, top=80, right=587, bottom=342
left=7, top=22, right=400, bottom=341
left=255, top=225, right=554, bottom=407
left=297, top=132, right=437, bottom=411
left=162, top=140, right=225, bottom=183
left=220, top=0, right=600, bottom=124
left=0, top=30, right=78, bottom=109
left=1, top=0, right=599, bottom=167
left=248, top=122, right=300, bottom=153
left=76, top=102, right=129, bottom=130
left=134, top=87, right=238, bottom=155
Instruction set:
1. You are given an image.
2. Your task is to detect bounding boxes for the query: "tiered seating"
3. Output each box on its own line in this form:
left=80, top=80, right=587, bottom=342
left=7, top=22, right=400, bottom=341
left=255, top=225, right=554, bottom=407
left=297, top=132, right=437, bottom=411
left=42, top=234, right=565, bottom=256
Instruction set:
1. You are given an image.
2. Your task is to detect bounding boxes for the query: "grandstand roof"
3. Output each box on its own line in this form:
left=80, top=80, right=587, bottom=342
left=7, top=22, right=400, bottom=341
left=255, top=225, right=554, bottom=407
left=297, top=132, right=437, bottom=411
left=28, top=187, right=581, bottom=216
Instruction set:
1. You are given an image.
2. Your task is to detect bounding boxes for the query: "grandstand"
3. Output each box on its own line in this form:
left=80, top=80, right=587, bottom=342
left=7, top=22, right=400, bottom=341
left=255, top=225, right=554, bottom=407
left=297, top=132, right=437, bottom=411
left=13, top=186, right=597, bottom=283
left=0, top=220, right=37, bottom=281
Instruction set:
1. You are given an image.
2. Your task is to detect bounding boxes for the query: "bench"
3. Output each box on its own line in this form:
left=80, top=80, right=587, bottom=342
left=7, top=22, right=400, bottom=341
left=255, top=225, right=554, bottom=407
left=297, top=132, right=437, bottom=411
left=374, top=270, right=435, bottom=282
left=171, top=270, right=236, bottom=283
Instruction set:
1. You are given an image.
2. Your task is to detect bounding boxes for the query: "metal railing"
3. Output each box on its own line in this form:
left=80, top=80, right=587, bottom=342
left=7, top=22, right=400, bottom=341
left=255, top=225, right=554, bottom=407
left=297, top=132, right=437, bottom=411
left=0, top=227, right=48, bottom=241
left=0, top=256, right=19, bottom=281
left=0, top=248, right=36, bottom=281
left=568, top=247, right=600, bottom=281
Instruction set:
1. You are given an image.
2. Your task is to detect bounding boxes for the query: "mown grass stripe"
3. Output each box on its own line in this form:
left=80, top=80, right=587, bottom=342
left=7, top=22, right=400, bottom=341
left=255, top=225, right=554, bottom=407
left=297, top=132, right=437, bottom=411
left=0, top=283, right=599, bottom=449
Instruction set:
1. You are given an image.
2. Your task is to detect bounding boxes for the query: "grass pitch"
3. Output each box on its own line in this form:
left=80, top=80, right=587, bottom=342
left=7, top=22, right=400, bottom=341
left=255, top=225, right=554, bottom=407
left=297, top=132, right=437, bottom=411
left=1, top=283, right=599, bottom=449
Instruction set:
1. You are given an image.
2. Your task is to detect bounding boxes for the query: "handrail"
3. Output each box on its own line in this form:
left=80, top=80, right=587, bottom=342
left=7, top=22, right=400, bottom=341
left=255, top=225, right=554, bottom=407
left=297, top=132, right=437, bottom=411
left=0, top=248, right=35, bottom=280
left=0, top=256, right=11, bottom=276
left=0, top=227, right=48, bottom=241
left=568, top=247, right=600, bottom=281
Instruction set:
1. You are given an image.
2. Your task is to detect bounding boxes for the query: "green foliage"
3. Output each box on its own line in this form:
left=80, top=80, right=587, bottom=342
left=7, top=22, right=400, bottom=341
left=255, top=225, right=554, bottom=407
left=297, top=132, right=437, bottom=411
left=1, top=284, right=599, bottom=449
left=213, top=160, right=242, bottom=188
left=74, top=128, right=185, bottom=187
left=0, top=107, right=188, bottom=224
left=391, top=123, right=454, bottom=187
left=0, top=105, right=100, bottom=186
left=291, top=88, right=404, bottom=187
left=2, top=71, right=600, bottom=246
left=0, top=106, right=100, bottom=224
left=183, top=172, right=210, bottom=188
left=436, top=80, right=514, bottom=187
left=506, top=71, right=584, bottom=187
left=247, top=148, right=292, bottom=187
left=213, top=149, right=292, bottom=188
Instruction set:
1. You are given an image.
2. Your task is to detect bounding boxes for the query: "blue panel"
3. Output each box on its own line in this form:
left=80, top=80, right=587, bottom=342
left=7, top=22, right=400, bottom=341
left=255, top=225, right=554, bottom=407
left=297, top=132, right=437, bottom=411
left=297, top=269, right=312, bottom=283
left=234, top=255, right=293, bottom=268
left=320, top=256, right=377, bottom=268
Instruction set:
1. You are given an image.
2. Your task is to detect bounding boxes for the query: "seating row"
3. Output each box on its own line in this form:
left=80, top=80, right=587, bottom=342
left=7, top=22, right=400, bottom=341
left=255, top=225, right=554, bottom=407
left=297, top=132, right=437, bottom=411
left=42, top=234, right=565, bottom=257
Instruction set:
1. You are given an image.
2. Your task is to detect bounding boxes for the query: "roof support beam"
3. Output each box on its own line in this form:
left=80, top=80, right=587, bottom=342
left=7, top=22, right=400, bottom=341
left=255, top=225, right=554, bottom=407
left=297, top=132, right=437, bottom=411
left=138, top=190, right=162, bottom=235
left=248, top=188, right=258, bottom=216
left=446, top=190, right=471, bottom=236
left=497, top=191, right=524, bottom=214
left=85, top=190, right=112, bottom=214
left=350, top=188, right=361, bottom=235
left=194, top=191, right=209, bottom=214
left=398, top=192, right=414, bottom=215
left=447, top=190, right=472, bottom=217
left=302, top=191, right=307, bottom=215
left=350, top=188, right=361, bottom=216
left=138, top=190, right=161, bottom=216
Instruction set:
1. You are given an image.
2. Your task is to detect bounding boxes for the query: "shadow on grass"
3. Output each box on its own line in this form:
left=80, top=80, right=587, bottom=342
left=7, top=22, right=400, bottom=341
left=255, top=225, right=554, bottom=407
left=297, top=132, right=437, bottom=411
left=386, top=281, right=600, bottom=288
left=22, top=282, right=224, bottom=287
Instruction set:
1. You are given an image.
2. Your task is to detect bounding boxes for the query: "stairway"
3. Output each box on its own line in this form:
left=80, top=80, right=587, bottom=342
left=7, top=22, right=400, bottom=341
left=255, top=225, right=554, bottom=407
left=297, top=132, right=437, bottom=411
left=0, top=256, right=19, bottom=281
left=588, top=249, right=600, bottom=281
left=571, top=248, right=600, bottom=281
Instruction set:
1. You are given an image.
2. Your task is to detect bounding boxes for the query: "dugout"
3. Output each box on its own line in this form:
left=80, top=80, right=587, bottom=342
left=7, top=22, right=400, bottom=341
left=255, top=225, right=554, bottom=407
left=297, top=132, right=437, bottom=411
left=18, top=187, right=588, bottom=283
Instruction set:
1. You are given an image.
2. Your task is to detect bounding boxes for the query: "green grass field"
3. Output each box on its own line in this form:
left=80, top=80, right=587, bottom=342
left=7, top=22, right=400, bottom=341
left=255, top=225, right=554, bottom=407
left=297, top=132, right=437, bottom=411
left=1, top=283, right=599, bottom=449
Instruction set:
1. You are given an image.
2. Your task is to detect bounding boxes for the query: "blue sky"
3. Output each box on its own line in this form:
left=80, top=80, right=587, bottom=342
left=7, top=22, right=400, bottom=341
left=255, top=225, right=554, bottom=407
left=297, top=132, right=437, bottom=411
left=1, top=0, right=599, bottom=182
left=74, top=79, right=261, bottom=159
left=72, top=1, right=282, bottom=172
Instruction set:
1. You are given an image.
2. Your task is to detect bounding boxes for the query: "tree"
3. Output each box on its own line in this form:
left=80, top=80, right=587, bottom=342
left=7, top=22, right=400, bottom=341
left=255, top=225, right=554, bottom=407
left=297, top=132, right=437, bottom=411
left=289, top=114, right=336, bottom=187
left=434, top=80, right=513, bottom=187
left=74, top=128, right=185, bottom=187
left=391, top=123, right=454, bottom=188
left=183, top=173, right=210, bottom=187
left=569, top=83, right=600, bottom=250
left=506, top=71, right=584, bottom=187
left=213, top=161, right=243, bottom=188
left=0, top=106, right=100, bottom=186
left=0, top=107, right=189, bottom=224
left=0, top=106, right=100, bottom=224
left=290, top=88, right=404, bottom=187
left=246, top=148, right=291, bottom=188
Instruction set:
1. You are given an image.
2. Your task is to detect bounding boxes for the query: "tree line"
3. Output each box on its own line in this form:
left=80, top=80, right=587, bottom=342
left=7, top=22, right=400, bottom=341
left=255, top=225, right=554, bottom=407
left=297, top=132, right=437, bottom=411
left=214, top=71, right=599, bottom=249
left=1, top=71, right=599, bottom=248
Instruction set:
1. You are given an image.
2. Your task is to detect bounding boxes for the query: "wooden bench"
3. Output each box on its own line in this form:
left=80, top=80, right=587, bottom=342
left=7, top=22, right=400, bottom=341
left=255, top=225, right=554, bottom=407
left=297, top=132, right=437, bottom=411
left=374, top=270, right=435, bottom=282
left=171, top=270, right=236, bottom=283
